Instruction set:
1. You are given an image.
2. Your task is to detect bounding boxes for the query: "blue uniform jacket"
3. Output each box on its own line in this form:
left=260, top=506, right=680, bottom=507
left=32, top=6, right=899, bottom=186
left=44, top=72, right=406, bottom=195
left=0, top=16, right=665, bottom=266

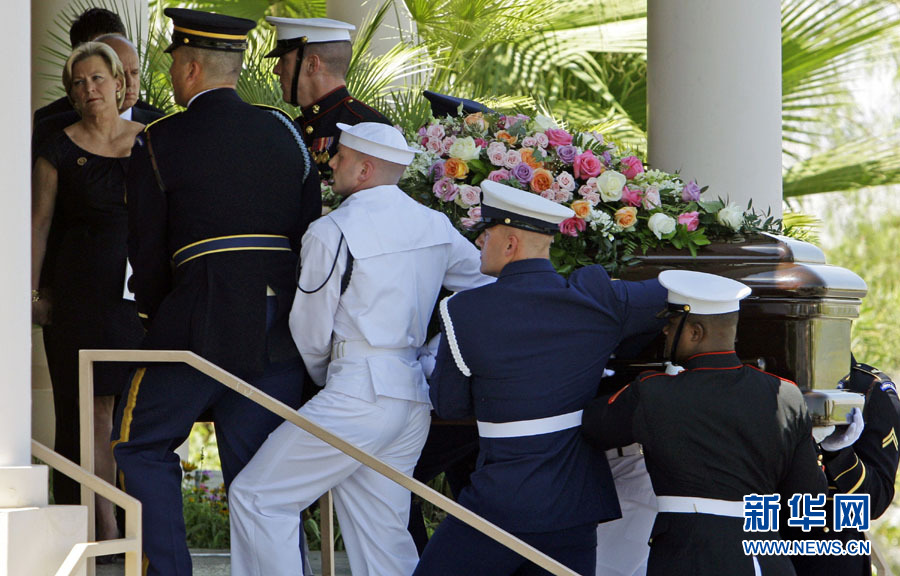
left=430, top=258, right=667, bottom=533
left=126, top=88, right=321, bottom=380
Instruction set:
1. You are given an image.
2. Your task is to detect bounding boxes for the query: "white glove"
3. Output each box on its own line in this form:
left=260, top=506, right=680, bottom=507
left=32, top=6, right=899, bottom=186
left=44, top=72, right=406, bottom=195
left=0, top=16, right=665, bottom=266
left=811, top=425, right=835, bottom=444
left=417, top=334, right=441, bottom=379
left=820, top=407, right=865, bottom=452
left=664, top=362, right=685, bottom=375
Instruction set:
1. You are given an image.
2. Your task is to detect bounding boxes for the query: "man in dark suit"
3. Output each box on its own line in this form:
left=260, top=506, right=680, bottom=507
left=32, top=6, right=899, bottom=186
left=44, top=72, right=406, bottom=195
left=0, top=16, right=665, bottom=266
left=414, top=180, right=667, bottom=575
left=32, top=34, right=164, bottom=162
left=111, top=9, right=321, bottom=575
left=264, top=17, right=391, bottom=183
left=583, top=270, right=828, bottom=576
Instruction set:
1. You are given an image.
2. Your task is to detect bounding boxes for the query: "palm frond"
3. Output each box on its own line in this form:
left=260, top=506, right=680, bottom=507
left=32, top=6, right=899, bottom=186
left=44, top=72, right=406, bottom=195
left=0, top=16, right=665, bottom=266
left=783, top=137, right=900, bottom=197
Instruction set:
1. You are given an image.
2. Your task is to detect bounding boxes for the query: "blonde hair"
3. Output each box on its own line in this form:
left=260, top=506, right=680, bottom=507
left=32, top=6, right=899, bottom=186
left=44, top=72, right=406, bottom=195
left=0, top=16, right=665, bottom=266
left=62, top=41, right=126, bottom=111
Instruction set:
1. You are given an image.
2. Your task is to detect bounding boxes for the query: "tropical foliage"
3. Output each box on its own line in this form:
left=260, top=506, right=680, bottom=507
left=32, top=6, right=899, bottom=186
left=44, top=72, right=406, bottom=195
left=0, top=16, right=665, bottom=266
left=37, top=0, right=900, bottom=202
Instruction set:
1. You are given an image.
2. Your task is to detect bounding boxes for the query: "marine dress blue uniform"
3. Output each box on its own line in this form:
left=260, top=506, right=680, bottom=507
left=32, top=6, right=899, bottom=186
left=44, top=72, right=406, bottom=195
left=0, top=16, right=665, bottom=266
left=415, top=257, right=666, bottom=576
left=111, top=9, right=321, bottom=576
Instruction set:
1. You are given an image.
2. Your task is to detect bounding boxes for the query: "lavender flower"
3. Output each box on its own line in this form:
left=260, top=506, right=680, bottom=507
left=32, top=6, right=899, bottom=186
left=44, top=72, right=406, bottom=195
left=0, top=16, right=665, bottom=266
left=512, top=162, right=535, bottom=185
left=556, top=145, right=578, bottom=165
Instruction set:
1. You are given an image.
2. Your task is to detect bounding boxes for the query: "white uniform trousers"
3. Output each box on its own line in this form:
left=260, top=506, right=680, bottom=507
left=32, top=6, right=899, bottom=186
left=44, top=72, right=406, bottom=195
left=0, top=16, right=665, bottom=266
left=595, top=453, right=657, bottom=576
left=229, top=387, right=431, bottom=576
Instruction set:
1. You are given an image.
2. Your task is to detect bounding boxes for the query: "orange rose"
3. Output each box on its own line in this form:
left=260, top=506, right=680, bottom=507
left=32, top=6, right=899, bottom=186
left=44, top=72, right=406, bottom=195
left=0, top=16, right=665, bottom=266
left=444, top=158, right=469, bottom=180
left=520, top=148, right=543, bottom=169
left=614, top=206, right=638, bottom=229
left=571, top=200, right=592, bottom=219
left=496, top=130, right=518, bottom=146
left=464, top=112, right=487, bottom=132
left=530, top=168, right=553, bottom=193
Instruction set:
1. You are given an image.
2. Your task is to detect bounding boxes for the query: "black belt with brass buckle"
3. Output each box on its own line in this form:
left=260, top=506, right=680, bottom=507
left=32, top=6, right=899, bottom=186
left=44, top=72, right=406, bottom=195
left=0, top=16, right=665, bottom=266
left=172, top=234, right=291, bottom=267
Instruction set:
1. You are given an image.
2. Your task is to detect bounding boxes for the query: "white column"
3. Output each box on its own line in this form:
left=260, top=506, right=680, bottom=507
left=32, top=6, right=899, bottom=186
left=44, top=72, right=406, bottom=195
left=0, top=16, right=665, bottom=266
left=2, top=0, right=34, bottom=474
left=327, top=0, right=416, bottom=57
left=647, top=0, right=782, bottom=217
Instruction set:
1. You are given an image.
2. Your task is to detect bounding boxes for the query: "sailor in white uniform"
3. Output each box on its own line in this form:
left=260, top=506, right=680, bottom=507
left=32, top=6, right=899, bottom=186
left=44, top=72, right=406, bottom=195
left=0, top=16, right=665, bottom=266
left=229, top=122, right=492, bottom=576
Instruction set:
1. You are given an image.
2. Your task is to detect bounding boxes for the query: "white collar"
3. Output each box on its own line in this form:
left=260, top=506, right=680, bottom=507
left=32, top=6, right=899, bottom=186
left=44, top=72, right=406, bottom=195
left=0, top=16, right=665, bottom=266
left=119, top=107, right=133, bottom=121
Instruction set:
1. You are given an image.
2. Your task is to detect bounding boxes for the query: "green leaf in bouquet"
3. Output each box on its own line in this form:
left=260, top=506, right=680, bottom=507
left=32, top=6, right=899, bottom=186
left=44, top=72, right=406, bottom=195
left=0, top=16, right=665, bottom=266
left=698, top=200, right=725, bottom=213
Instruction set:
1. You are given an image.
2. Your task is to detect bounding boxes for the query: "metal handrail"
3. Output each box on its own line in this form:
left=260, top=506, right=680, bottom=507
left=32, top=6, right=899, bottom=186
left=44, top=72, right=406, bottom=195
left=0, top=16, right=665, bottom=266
left=78, top=348, right=580, bottom=576
left=31, top=440, right=142, bottom=576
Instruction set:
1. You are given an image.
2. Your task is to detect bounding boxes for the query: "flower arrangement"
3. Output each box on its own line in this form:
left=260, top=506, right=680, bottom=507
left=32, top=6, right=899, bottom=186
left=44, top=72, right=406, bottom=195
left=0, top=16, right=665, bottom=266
left=400, top=111, right=782, bottom=273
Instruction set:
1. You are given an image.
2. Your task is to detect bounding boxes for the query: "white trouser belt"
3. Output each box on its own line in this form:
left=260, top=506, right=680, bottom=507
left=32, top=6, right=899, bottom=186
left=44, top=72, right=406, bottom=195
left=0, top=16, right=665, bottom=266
left=605, top=443, right=642, bottom=460
left=477, top=410, right=583, bottom=439
left=656, top=496, right=745, bottom=518
left=331, top=340, right=418, bottom=362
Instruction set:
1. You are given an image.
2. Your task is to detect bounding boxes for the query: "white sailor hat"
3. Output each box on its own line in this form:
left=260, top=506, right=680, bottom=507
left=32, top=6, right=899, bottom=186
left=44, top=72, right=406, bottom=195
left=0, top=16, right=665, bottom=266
left=264, top=17, right=355, bottom=58
left=658, top=270, right=751, bottom=316
left=336, top=122, right=418, bottom=166
left=471, top=180, right=574, bottom=235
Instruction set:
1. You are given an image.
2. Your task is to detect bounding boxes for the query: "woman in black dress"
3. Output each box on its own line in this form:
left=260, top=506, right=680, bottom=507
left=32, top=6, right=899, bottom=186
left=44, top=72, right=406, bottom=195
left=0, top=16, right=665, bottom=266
left=31, top=41, right=146, bottom=540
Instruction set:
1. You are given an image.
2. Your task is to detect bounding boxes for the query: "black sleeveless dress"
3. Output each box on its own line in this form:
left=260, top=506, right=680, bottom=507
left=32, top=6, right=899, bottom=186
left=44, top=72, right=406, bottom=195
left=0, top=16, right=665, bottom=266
left=37, top=130, right=145, bottom=504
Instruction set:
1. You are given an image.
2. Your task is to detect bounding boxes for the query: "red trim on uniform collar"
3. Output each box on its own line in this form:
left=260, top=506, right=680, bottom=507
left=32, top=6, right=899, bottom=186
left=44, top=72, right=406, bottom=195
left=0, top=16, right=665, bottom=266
left=682, top=350, right=743, bottom=372
left=301, top=85, right=349, bottom=123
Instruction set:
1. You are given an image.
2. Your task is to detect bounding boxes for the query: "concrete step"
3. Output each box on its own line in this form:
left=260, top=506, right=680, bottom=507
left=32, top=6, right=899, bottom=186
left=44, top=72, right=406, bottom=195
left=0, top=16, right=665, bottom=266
left=95, top=550, right=351, bottom=575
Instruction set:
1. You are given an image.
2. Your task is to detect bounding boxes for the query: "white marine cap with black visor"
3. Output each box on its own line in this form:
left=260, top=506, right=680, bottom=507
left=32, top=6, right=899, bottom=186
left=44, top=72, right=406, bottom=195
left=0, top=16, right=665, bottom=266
left=657, top=270, right=752, bottom=362
left=469, top=179, right=574, bottom=235
left=264, top=17, right=356, bottom=106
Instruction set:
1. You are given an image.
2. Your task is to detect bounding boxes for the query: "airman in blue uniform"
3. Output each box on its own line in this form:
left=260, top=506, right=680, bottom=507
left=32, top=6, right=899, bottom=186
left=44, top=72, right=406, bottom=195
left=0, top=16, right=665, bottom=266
left=112, top=9, right=320, bottom=575
left=414, top=180, right=667, bottom=575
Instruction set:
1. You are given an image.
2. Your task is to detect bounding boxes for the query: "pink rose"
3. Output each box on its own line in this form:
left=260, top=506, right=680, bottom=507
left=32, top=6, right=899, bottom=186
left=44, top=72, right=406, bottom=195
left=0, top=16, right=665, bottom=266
left=573, top=150, right=603, bottom=180
left=554, top=186, right=573, bottom=204
left=559, top=217, right=587, bottom=237
left=487, top=169, right=511, bottom=182
left=642, top=187, right=661, bottom=210
left=535, top=132, right=549, bottom=148
left=577, top=184, right=595, bottom=198
left=539, top=189, right=555, bottom=201
left=556, top=171, right=576, bottom=193
left=433, top=177, right=458, bottom=202
left=678, top=211, right=700, bottom=231
left=521, top=136, right=537, bottom=148
left=426, top=138, right=442, bottom=153
left=581, top=191, right=601, bottom=206
left=621, top=185, right=643, bottom=207
left=620, top=155, right=645, bottom=179
left=458, top=184, right=482, bottom=206
left=441, top=136, right=456, bottom=155
left=503, top=150, right=523, bottom=169
left=488, top=149, right=506, bottom=166
left=425, top=123, right=445, bottom=140
left=545, top=128, right=573, bottom=147
left=474, top=138, right=487, bottom=148
left=460, top=205, right=483, bottom=228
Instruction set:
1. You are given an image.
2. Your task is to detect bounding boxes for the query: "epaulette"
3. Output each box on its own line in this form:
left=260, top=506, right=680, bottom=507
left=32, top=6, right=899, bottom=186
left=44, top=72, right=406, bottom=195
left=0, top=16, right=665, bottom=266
left=638, top=371, right=671, bottom=383
left=343, top=97, right=388, bottom=121
left=747, top=364, right=799, bottom=387
left=142, top=111, right=180, bottom=132
left=253, top=103, right=294, bottom=121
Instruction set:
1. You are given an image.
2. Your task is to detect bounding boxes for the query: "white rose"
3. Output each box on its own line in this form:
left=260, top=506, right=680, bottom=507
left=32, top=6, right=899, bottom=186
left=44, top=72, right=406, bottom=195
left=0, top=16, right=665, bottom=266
left=448, top=136, right=480, bottom=161
left=596, top=170, right=626, bottom=202
left=717, top=203, right=744, bottom=231
left=534, top=114, right=559, bottom=131
left=648, top=213, right=676, bottom=239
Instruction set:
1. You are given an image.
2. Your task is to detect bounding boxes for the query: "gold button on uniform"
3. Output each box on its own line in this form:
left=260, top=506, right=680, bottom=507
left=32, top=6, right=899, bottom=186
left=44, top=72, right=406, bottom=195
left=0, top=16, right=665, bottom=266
left=348, top=99, right=354, bottom=103
left=312, top=105, right=320, bottom=114
left=305, top=126, right=313, bottom=135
